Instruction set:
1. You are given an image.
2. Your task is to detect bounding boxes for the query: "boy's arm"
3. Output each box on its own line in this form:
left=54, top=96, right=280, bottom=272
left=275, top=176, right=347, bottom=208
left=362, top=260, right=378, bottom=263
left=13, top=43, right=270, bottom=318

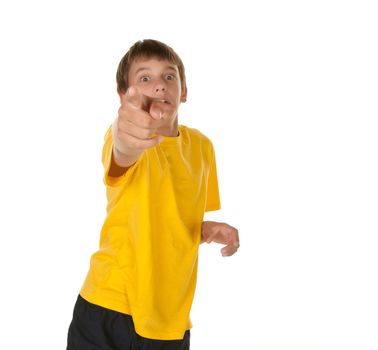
left=108, top=86, right=165, bottom=178
left=108, top=144, right=141, bottom=177
left=201, top=221, right=240, bottom=257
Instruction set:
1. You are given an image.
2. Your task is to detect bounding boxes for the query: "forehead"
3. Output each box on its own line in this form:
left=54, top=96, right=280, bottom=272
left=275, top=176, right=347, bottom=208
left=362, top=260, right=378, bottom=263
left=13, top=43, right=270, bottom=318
left=129, top=58, right=179, bottom=74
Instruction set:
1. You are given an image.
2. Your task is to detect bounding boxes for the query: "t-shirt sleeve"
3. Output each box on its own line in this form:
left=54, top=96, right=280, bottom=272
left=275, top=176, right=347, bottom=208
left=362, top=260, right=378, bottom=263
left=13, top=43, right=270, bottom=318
left=205, top=143, right=221, bottom=212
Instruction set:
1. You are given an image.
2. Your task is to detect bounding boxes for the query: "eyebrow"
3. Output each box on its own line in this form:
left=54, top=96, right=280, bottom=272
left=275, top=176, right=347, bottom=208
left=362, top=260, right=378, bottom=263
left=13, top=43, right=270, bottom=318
left=135, top=65, right=178, bottom=75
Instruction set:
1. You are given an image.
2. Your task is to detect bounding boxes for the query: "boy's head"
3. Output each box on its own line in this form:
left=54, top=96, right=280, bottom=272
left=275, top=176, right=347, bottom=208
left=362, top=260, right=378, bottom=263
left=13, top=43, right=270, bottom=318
left=116, top=39, right=187, bottom=98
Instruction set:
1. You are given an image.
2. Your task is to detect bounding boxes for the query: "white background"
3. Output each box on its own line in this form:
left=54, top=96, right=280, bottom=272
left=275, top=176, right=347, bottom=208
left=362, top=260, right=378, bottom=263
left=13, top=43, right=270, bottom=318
left=0, top=0, right=377, bottom=349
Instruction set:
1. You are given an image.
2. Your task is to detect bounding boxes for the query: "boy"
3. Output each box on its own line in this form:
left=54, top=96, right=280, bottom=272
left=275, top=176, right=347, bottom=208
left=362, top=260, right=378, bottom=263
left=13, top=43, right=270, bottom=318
left=67, top=39, right=239, bottom=350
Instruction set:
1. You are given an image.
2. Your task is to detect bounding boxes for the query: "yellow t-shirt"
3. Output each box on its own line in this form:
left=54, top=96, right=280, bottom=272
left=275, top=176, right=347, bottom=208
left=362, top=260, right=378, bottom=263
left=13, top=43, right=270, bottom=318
left=80, top=124, right=221, bottom=340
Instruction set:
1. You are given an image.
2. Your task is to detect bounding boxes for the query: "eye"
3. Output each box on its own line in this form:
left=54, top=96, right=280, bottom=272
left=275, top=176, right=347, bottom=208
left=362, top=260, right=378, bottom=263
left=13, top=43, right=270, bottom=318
left=140, top=75, right=151, bottom=82
left=165, top=74, right=176, bottom=81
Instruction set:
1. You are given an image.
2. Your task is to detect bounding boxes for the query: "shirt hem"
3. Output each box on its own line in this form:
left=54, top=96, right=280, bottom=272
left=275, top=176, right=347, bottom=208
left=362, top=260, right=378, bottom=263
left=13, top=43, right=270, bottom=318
left=134, top=324, right=192, bottom=341
left=80, top=289, right=132, bottom=315
left=205, top=204, right=221, bottom=212
left=80, top=290, right=192, bottom=340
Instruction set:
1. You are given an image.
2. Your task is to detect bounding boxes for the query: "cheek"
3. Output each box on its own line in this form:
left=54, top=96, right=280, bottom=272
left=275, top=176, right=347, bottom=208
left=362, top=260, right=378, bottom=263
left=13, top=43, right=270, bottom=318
left=127, top=74, right=137, bottom=86
left=171, top=84, right=182, bottom=99
left=138, top=86, right=151, bottom=95
left=133, top=82, right=153, bottom=96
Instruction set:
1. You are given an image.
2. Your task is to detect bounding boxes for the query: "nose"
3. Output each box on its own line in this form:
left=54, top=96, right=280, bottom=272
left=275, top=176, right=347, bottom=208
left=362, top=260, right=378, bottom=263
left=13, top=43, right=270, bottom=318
left=154, top=79, right=167, bottom=93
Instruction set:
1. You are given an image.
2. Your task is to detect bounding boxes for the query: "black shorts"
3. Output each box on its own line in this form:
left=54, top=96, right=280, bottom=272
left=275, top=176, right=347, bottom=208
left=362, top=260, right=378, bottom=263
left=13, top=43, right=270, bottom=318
left=66, top=295, right=190, bottom=350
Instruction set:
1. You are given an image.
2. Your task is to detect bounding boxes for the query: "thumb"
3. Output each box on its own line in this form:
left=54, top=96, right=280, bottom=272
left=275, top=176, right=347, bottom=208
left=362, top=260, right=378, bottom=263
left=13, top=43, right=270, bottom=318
left=149, top=102, right=165, bottom=120
left=124, top=86, right=143, bottom=108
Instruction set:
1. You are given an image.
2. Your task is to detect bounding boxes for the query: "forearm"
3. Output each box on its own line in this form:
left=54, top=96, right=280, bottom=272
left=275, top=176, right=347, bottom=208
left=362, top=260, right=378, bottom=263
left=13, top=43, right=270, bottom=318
left=107, top=146, right=138, bottom=177
left=109, top=119, right=143, bottom=176
left=200, top=221, right=210, bottom=243
left=112, top=145, right=141, bottom=168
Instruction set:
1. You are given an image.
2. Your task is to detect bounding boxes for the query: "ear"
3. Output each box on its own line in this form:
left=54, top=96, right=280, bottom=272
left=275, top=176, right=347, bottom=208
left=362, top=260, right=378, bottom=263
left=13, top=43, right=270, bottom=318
left=180, top=87, right=187, bottom=103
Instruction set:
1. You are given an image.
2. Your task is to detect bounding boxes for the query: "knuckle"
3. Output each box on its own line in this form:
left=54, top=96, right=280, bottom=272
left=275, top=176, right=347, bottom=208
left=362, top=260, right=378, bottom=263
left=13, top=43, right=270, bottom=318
left=117, top=120, right=128, bottom=132
left=142, top=129, right=153, bottom=139
left=115, top=128, right=123, bottom=139
left=118, top=106, right=127, bottom=117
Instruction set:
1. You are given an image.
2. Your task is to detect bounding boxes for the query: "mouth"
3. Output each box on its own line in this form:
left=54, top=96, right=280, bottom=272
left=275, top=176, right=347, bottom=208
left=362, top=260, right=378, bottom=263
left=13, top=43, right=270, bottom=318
left=159, top=99, right=171, bottom=105
left=148, top=96, right=174, bottom=108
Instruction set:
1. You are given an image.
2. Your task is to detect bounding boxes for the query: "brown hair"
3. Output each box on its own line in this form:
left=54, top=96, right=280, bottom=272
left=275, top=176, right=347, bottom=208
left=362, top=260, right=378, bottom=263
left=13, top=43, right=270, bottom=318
left=116, top=39, right=187, bottom=95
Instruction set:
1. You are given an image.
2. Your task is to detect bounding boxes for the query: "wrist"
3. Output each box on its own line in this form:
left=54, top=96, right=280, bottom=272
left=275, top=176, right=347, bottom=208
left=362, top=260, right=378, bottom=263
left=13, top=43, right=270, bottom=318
left=112, top=145, right=142, bottom=168
left=201, top=221, right=209, bottom=243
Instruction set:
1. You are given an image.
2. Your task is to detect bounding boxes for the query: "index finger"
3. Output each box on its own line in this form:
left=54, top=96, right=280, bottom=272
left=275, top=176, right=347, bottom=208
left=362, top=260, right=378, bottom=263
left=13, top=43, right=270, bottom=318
left=123, top=86, right=166, bottom=113
left=122, top=86, right=148, bottom=110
